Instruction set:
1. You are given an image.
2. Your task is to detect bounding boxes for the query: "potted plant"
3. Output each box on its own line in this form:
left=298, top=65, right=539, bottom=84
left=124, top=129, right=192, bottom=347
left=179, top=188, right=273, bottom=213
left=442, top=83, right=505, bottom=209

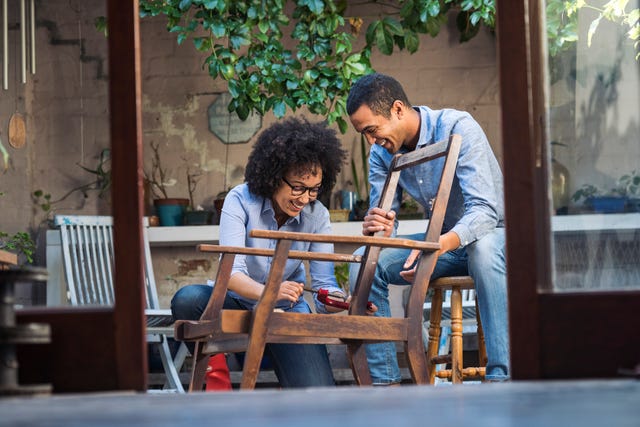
left=348, top=135, right=370, bottom=221
left=571, top=171, right=639, bottom=214
left=183, top=164, right=213, bottom=225
left=0, top=193, right=36, bottom=265
left=618, top=170, right=640, bottom=212
left=145, top=141, right=189, bottom=226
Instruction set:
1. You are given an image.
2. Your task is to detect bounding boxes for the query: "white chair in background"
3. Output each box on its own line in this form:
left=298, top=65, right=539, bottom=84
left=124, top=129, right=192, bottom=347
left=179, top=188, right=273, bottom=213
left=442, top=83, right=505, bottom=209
left=54, top=215, right=186, bottom=393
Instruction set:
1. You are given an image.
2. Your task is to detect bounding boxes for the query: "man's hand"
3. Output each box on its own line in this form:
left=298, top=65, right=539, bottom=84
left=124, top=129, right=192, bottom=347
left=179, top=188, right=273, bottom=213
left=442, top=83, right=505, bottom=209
left=362, top=207, right=396, bottom=237
left=398, top=231, right=461, bottom=283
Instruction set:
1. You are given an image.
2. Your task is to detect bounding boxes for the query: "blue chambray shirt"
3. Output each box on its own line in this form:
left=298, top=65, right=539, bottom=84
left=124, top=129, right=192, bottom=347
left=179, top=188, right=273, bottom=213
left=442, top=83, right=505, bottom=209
left=214, top=183, right=343, bottom=313
left=369, top=106, right=505, bottom=247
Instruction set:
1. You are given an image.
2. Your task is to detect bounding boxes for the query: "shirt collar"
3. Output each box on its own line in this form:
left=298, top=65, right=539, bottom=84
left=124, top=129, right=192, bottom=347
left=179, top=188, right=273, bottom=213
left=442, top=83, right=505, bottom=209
left=262, top=197, right=302, bottom=225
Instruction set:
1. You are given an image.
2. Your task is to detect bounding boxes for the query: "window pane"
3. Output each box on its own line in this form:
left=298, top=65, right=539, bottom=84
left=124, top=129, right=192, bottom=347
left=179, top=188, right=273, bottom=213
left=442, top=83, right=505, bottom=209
left=546, top=0, right=640, bottom=291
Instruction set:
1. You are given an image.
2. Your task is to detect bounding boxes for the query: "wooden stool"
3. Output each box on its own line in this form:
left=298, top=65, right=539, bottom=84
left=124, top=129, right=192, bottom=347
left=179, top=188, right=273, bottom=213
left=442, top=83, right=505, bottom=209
left=426, top=276, right=487, bottom=384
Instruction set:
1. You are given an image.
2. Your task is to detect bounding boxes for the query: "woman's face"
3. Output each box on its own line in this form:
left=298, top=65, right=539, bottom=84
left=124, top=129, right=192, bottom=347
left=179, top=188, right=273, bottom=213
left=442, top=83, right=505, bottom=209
left=272, top=165, right=323, bottom=220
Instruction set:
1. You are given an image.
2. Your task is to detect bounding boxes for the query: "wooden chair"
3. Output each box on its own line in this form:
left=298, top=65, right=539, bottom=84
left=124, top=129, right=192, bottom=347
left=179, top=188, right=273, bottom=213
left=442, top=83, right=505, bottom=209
left=54, top=215, right=187, bottom=393
left=174, top=135, right=462, bottom=390
left=425, top=276, right=487, bottom=383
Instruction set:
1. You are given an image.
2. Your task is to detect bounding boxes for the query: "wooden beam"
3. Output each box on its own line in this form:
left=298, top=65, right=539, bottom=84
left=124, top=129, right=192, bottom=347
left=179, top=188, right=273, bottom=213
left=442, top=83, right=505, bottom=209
left=107, top=0, right=147, bottom=391
left=495, top=0, right=542, bottom=379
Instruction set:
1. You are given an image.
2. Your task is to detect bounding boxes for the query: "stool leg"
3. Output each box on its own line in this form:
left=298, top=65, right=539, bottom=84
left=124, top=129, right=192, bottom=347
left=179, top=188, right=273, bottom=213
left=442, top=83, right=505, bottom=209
left=475, top=297, right=488, bottom=368
left=450, top=287, right=463, bottom=384
left=426, top=288, right=443, bottom=384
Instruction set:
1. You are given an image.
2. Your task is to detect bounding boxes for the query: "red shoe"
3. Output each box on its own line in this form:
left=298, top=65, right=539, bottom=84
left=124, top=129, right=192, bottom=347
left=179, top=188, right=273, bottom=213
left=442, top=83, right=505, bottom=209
left=205, top=353, right=232, bottom=391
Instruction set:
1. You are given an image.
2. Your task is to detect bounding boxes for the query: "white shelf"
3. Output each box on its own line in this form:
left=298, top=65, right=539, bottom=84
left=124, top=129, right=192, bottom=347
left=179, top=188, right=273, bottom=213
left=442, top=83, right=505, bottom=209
left=144, top=213, right=640, bottom=246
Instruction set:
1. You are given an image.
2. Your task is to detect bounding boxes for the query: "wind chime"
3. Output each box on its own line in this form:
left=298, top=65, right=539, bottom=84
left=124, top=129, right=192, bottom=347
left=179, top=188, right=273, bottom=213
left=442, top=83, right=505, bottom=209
left=1, top=0, right=35, bottom=168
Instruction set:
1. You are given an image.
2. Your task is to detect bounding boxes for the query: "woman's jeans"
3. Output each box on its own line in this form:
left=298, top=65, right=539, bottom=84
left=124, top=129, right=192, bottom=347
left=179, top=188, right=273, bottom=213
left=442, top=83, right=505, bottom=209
left=349, top=229, right=510, bottom=383
left=171, top=284, right=336, bottom=388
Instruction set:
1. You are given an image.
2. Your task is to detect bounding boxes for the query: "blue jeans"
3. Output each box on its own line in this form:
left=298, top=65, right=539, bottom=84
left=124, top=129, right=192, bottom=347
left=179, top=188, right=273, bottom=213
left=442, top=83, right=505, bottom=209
left=171, top=284, right=336, bottom=388
left=349, top=229, right=510, bottom=383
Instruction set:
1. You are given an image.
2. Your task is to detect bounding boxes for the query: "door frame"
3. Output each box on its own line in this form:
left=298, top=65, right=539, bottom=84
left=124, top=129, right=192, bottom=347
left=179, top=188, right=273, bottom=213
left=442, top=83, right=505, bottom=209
left=496, top=0, right=640, bottom=379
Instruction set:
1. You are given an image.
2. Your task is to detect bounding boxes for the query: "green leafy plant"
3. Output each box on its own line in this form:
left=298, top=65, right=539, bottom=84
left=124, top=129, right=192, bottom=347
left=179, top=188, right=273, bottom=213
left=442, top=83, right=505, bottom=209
left=571, top=183, right=603, bottom=204
left=333, top=262, right=350, bottom=293
left=571, top=170, right=639, bottom=205
left=0, top=231, right=36, bottom=264
left=138, top=0, right=497, bottom=132
left=0, top=193, right=36, bottom=264
left=350, top=134, right=370, bottom=220
left=350, top=134, right=370, bottom=203
left=617, top=170, right=640, bottom=197
left=546, top=0, right=639, bottom=59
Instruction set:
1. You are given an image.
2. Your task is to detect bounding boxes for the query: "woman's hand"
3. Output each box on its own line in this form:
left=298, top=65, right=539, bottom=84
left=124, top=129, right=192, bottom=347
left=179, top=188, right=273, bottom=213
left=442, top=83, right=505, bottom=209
left=278, top=280, right=304, bottom=304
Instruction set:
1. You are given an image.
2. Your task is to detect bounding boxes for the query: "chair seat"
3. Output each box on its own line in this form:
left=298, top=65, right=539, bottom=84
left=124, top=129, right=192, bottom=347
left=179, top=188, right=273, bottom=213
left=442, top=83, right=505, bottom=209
left=54, top=215, right=187, bottom=393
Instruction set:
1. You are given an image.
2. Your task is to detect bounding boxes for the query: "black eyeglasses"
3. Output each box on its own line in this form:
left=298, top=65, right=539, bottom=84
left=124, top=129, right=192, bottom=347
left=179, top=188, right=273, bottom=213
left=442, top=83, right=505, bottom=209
left=282, top=177, right=322, bottom=197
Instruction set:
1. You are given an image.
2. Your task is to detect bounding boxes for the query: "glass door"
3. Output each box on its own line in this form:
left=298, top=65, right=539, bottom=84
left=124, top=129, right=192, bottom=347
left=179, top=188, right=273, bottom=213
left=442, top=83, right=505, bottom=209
left=547, top=0, right=640, bottom=293
left=497, top=0, right=640, bottom=379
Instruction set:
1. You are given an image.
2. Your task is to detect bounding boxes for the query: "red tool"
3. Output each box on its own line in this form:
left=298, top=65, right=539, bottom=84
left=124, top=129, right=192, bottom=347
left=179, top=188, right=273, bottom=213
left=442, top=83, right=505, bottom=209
left=307, top=288, right=374, bottom=311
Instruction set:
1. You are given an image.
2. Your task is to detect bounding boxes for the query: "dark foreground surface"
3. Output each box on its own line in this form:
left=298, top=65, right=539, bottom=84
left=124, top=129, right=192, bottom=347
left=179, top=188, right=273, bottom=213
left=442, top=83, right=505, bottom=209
left=0, top=379, right=638, bottom=427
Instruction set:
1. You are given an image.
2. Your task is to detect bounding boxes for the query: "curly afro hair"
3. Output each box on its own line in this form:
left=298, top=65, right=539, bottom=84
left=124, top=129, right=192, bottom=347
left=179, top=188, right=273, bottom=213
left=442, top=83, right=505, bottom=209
left=245, top=117, right=347, bottom=199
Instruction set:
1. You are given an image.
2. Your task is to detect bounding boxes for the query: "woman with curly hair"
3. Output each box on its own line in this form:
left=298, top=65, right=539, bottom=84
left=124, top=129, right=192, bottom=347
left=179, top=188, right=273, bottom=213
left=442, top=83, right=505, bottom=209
left=172, top=117, right=352, bottom=389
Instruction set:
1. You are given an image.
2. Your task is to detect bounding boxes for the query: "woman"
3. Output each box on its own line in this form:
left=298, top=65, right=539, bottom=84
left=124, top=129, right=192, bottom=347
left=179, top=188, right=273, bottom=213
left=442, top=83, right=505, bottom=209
left=172, top=117, right=349, bottom=388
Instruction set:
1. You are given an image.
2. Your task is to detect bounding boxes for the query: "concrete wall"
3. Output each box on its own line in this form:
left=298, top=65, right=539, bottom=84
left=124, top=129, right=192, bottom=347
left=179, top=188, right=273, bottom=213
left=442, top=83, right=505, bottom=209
left=0, top=1, right=500, bottom=307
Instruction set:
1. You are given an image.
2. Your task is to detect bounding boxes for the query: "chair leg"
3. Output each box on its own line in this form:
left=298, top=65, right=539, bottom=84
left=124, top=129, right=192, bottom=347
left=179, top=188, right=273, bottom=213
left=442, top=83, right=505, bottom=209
left=426, top=288, right=444, bottom=384
left=173, top=342, right=190, bottom=374
left=240, top=334, right=269, bottom=390
left=156, top=337, right=185, bottom=393
left=347, top=342, right=372, bottom=385
left=450, top=286, right=463, bottom=384
left=189, top=341, right=210, bottom=392
left=405, top=334, right=429, bottom=384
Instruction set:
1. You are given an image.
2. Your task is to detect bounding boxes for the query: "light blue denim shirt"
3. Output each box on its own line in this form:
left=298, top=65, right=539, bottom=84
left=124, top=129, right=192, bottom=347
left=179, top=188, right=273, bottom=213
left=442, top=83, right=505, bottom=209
left=369, top=106, right=505, bottom=247
left=215, top=183, right=343, bottom=313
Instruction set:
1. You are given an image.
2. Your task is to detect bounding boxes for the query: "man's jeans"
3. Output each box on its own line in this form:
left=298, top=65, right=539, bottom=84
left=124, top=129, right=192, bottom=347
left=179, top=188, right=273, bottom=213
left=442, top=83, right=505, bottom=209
left=349, top=228, right=509, bottom=383
left=171, top=284, right=336, bottom=388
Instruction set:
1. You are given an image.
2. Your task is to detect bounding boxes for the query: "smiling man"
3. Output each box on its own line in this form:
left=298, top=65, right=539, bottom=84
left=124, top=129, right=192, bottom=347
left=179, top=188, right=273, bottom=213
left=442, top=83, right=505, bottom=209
left=346, top=73, right=509, bottom=384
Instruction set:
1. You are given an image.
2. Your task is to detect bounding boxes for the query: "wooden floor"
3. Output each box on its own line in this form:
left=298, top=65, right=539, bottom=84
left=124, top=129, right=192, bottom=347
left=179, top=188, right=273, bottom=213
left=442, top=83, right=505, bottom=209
left=0, top=379, right=638, bottom=427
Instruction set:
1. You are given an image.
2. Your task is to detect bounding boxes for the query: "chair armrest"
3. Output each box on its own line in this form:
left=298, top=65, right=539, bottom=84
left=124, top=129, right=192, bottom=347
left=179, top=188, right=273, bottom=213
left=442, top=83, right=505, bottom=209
left=249, top=229, right=440, bottom=252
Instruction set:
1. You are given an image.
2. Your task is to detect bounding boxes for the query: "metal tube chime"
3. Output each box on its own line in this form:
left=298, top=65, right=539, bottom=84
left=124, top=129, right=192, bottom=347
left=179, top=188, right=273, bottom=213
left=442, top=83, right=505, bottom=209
left=1, top=0, right=35, bottom=90
left=2, top=0, right=7, bottom=90
left=29, top=0, right=34, bottom=74
left=20, top=0, right=25, bottom=84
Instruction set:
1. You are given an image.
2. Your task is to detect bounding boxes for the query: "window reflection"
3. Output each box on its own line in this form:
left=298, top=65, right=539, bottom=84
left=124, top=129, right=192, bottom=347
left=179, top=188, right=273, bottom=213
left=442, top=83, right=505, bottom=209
left=545, top=0, right=640, bottom=291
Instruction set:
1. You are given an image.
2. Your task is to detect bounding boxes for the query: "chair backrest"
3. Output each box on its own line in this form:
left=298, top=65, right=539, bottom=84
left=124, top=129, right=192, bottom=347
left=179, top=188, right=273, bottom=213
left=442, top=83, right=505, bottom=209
left=53, top=215, right=160, bottom=310
left=350, top=135, right=462, bottom=315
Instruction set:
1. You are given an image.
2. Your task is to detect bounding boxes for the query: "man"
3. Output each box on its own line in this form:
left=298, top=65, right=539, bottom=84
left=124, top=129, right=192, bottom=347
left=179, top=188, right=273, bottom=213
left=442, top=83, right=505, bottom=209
left=346, top=73, right=509, bottom=384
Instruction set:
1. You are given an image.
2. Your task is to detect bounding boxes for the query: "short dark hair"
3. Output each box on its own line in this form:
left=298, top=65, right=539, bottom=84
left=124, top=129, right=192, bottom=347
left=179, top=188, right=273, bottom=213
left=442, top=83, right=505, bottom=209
left=245, top=117, right=347, bottom=199
left=346, top=73, right=411, bottom=118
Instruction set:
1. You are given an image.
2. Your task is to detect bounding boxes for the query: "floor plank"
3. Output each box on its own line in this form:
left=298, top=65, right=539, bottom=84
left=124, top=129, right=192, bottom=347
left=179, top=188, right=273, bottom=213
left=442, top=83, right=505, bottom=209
left=0, top=379, right=638, bottom=426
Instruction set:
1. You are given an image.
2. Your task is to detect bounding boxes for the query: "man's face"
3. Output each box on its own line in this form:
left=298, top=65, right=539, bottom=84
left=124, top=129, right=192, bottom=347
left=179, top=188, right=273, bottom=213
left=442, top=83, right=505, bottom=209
left=349, top=103, right=405, bottom=154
